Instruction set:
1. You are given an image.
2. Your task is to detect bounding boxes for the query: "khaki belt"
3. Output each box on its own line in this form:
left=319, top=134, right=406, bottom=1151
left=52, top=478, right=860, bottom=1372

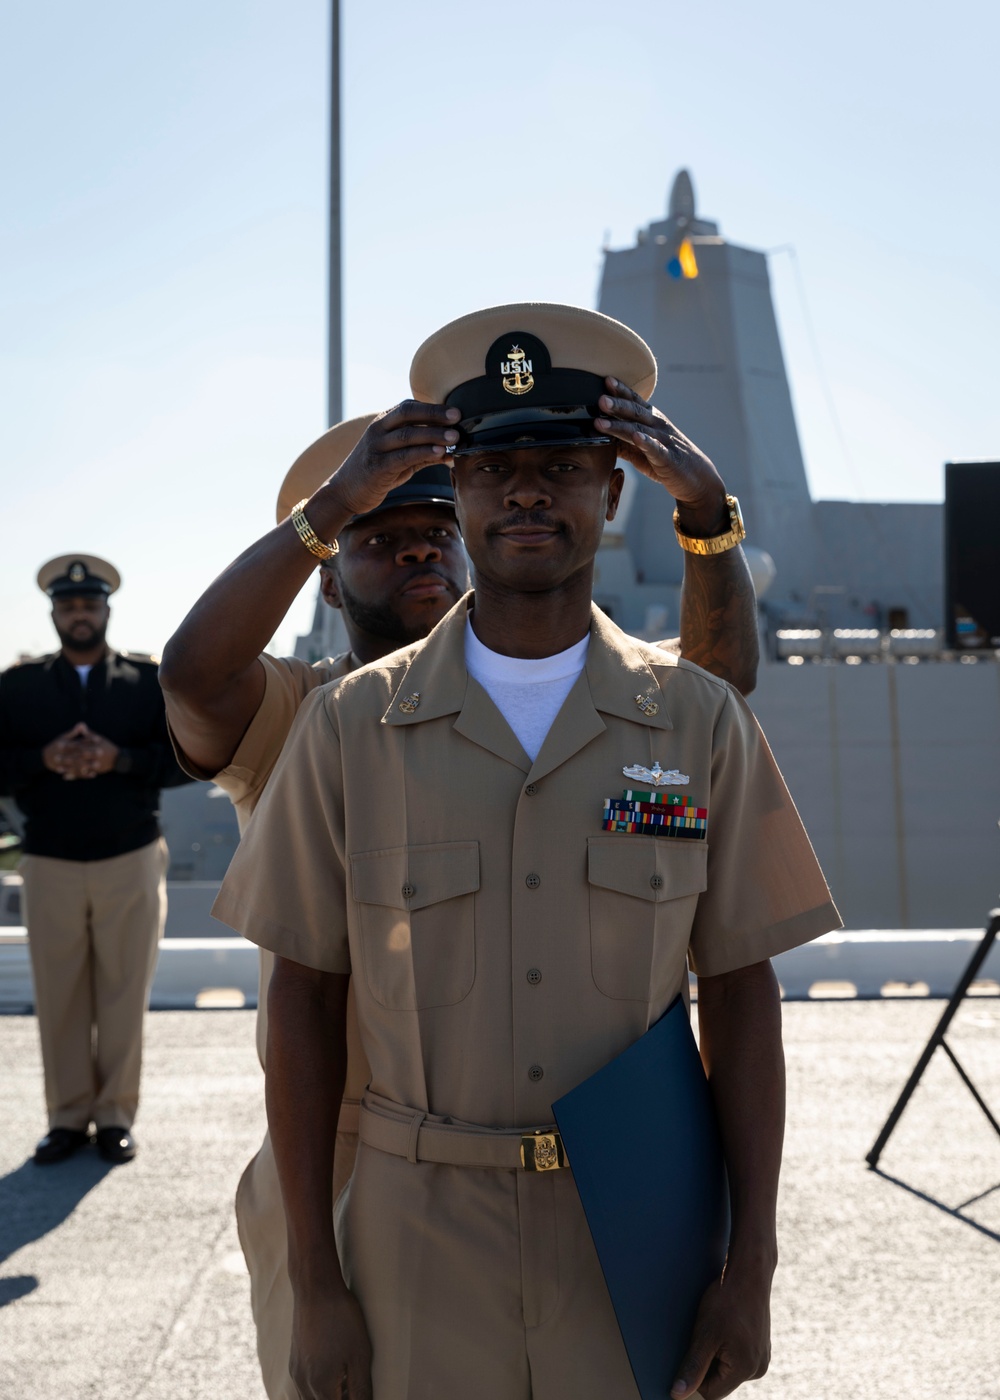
left=359, top=1094, right=568, bottom=1173
left=336, top=1100, right=360, bottom=1135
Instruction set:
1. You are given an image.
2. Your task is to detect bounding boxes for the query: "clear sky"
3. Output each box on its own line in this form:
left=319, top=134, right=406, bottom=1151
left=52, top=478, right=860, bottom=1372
left=2, top=0, right=997, bottom=668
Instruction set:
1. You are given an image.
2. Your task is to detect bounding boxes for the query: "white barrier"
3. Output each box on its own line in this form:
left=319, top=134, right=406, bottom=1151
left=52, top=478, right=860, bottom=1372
left=0, top=874, right=223, bottom=938
left=2, top=927, right=999, bottom=1012
left=772, top=929, right=1000, bottom=999
left=0, top=931, right=259, bottom=1012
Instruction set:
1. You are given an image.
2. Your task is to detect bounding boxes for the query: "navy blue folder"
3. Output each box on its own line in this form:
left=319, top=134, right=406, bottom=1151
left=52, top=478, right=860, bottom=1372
left=552, top=996, right=730, bottom=1400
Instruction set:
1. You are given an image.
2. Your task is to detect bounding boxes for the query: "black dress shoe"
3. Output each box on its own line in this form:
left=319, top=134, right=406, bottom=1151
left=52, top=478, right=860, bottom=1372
left=96, top=1126, right=137, bottom=1163
left=34, top=1128, right=90, bottom=1165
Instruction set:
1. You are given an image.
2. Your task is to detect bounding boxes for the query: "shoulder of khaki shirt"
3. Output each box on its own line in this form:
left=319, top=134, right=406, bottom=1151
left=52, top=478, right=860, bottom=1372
left=319, top=628, right=710, bottom=736
left=189, top=636, right=675, bottom=813
left=214, top=624, right=839, bottom=973
left=180, top=652, right=353, bottom=821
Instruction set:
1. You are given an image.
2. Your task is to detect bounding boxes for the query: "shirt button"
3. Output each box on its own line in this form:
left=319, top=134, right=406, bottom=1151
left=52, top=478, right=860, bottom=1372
left=650, top=874, right=663, bottom=890
left=528, top=1064, right=544, bottom=1082
left=527, top=967, right=542, bottom=985
left=401, top=883, right=416, bottom=899
left=525, top=873, right=541, bottom=889
left=525, top=783, right=538, bottom=796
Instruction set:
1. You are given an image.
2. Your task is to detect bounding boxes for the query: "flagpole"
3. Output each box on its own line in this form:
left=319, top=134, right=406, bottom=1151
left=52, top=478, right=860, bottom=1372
left=327, top=0, right=342, bottom=426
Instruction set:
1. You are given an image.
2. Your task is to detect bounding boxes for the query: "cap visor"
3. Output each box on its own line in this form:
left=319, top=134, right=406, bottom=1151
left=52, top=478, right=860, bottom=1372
left=452, top=425, right=611, bottom=456
left=348, top=489, right=456, bottom=525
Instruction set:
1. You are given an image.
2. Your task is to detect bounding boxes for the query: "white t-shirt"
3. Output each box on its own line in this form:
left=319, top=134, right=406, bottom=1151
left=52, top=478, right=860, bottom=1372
left=74, top=665, right=93, bottom=686
left=464, top=620, right=589, bottom=762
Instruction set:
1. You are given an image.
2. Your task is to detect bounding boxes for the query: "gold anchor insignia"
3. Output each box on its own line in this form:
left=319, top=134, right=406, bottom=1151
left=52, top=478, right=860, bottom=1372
left=519, top=1131, right=565, bottom=1171
left=398, top=692, right=421, bottom=714
left=532, top=1136, right=559, bottom=1170
left=634, top=691, right=659, bottom=717
left=69, top=563, right=87, bottom=583
left=501, top=344, right=534, bottom=397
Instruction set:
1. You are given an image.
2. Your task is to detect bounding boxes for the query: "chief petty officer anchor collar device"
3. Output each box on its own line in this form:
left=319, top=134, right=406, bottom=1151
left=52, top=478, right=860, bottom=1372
left=409, top=302, right=658, bottom=455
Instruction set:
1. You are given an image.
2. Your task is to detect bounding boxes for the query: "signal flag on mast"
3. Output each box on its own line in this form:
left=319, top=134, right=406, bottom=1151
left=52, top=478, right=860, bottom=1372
left=666, top=239, right=699, bottom=279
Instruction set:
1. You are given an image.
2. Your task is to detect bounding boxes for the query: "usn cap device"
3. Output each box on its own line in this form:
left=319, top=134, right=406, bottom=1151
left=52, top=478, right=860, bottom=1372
left=276, top=412, right=456, bottom=528
left=409, top=302, right=657, bottom=456
left=37, top=554, right=121, bottom=599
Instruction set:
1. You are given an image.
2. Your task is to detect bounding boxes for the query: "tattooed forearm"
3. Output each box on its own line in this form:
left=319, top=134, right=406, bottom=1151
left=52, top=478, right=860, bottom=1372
left=678, top=547, right=759, bottom=695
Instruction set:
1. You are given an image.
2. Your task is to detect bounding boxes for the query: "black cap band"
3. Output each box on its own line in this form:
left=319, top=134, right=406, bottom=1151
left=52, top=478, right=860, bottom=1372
left=46, top=565, right=113, bottom=599
left=347, top=464, right=456, bottom=525
left=444, top=333, right=611, bottom=454
left=450, top=407, right=611, bottom=455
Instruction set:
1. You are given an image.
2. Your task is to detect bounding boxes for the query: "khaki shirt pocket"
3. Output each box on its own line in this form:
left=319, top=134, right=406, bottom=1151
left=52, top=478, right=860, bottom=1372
left=350, top=842, right=480, bottom=1010
left=587, top=836, right=708, bottom=1001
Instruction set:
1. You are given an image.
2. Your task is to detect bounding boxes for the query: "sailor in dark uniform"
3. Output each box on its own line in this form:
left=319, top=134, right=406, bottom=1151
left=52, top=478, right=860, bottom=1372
left=0, top=554, right=191, bottom=1165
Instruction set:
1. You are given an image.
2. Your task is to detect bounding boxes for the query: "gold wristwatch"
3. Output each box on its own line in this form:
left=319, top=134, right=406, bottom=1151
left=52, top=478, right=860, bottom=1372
left=673, top=493, right=745, bottom=556
left=290, top=498, right=339, bottom=560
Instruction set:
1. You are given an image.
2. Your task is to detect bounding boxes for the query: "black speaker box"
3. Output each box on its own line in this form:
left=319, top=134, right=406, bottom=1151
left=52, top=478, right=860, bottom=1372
left=945, top=461, right=1000, bottom=649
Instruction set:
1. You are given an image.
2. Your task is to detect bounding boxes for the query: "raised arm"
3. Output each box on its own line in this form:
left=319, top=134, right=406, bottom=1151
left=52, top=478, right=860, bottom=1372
left=594, top=379, right=759, bottom=695
left=158, top=402, right=460, bottom=775
left=676, top=546, right=759, bottom=696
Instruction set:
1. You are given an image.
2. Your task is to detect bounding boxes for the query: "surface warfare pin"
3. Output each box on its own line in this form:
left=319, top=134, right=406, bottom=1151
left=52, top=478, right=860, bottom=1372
left=622, top=761, right=689, bottom=787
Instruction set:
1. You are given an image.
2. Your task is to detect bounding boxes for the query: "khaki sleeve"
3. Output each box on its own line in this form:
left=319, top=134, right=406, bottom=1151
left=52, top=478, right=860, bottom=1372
left=211, top=686, right=350, bottom=975
left=687, top=687, right=841, bottom=978
left=209, top=655, right=327, bottom=810
left=167, top=653, right=319, bottom=787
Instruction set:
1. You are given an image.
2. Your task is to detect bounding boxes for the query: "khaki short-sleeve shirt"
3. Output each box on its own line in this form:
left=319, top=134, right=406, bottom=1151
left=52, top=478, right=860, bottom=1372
left=171, top=651, right=355, bottom=1072
left=214, top=597, right=839, bottom=1129
left=174, top=652, right=354, bottom=825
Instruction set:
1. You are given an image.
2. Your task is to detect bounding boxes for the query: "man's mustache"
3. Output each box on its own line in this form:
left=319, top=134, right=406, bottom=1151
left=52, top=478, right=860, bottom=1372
left=487, top=512, right=563, bottom=536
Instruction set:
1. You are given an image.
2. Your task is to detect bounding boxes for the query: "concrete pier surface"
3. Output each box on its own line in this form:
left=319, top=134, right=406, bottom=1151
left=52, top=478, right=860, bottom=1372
left=1, top=1000, right=998, bottom=1400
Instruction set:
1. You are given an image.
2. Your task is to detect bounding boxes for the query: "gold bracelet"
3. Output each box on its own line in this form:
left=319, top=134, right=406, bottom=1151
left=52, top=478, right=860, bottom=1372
left=673, top=493, right=746, bottom=556
left=290, top=499, right=339, bottom=560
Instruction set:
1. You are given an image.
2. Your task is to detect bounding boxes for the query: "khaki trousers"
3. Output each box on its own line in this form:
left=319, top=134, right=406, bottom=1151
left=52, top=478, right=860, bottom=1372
left=336, top=1142, right=645, bottom=1400
left=20, top=838, right=168, bottom=1132
left=236, top=1121, right=361, bottom=1400
left=243, top=1135, right=673, bottom=1400
left=239, top=951, right=369, bottom=1399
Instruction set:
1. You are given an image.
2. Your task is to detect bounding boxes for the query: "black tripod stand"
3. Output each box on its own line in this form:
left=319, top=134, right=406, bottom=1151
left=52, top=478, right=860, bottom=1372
left=866, top=908, right=1000, bottom=1169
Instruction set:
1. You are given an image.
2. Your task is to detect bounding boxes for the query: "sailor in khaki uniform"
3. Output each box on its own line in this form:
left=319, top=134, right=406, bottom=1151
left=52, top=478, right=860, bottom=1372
left=211, top=303, right=841, bottom=1400
left=163, top=368, right=762, bottom=1400
left=171, top=424, right=468, bottom=1400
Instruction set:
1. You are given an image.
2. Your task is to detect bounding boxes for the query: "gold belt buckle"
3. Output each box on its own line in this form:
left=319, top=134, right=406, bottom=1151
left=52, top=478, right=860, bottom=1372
left=520, top=1131, right=566, bottom=1172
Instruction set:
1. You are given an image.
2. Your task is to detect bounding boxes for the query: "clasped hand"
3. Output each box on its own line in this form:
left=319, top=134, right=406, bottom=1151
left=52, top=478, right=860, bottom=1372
left=42, top=723, right=119, bottom=780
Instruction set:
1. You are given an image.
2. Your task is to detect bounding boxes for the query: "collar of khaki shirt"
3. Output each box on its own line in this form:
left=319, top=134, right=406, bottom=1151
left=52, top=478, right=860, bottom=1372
left=379, top=592, right=682, bottom=783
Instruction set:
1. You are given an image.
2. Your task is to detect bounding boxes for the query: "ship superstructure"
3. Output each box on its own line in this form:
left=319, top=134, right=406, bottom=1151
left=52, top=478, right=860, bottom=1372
left=595, top=171, right=943, bottom=640
left=594, top=173, right=998, bottom=931
left=235, top=174, right=1000, bottom=930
